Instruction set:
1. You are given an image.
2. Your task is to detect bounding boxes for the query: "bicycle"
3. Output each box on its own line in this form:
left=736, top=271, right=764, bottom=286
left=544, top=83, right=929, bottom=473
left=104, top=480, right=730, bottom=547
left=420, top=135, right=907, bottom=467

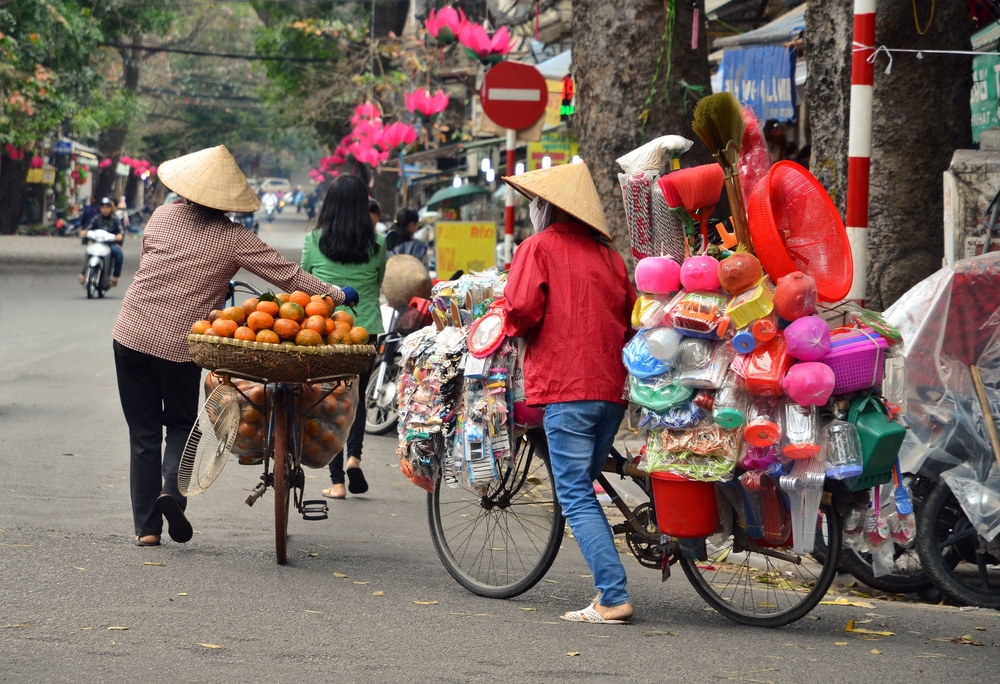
left=428, top=426, right=850, bottom=627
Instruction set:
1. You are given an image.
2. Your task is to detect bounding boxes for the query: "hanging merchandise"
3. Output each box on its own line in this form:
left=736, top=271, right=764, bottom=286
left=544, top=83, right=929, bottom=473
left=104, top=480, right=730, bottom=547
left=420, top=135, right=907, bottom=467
left=638, top=400, right=705, bottom=430
left=630, top=373, right=694, bottom=412
left=635, top=256, right=682, bottom=295
left=738, top=106, right=772, bottom=203
left=645, top=326, right=683, bottom=360
left=741, top=333, right=792, bottom=397
left=650, top=183, right=690, bottom=263
left=784, top=316, right=832, bottom=361
left=724, top=277, right=773, bottom=330
left=824, top=420, right=864, bottom=480
left=678, top=339, right=735, bottom=389
left=773, top=271, right=818, bottom=322
left=743, top=396, right=782, bottom=447
left=644, top=419, right=741, bottom=481
left=657, top=164, right=724, bottom=254
left=669, top=291, right=730, bottom=339
left=780, top=453, right=826, bottom=555
left=718, top=249, right=763, bottom=296
left=623, top=330, right=672, bottom=378
left=679, top=254, right=721, bottom=292
left=781, top=401, right=821, bottom=460
left=632, top=292, right=678, bottom=330
left=781, top=362, right=836, bottom=407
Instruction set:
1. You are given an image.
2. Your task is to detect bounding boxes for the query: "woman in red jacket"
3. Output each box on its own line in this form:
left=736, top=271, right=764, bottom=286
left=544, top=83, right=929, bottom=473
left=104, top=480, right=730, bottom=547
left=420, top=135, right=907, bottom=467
left=502, top=163, right=637, bottom=624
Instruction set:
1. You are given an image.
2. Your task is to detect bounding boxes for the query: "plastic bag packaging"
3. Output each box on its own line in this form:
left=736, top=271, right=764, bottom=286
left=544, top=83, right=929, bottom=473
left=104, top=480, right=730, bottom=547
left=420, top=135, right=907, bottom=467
left=719, top=478, right=764, bottom=539
left=824, top=420, right=864, bottom=480
left=644, top=420, right=741, bottom=481
left=779, top=454, right=826, bottom=554
left=632, top=294, right=676, bottom=330
left=678, top=339, right=736, bottom=389
left=650, top=183, right=689, bottom=263
left=638, top=401, right=705, bottom=430
left=713, top=374, right=749, bottom=429
left=401, top=437, right=441, bottom=493
left=619, top=171, right=657, bottom=260
left=675, top=337, right=713, bottom=371
left=744, top=396, right=782, bottom=447
left=740, top=470, right=791, bottom=544
left=941, top=462, right=1000, bottom=542
left=743, top=333, right=792, bottom=397
left=629, top=373, right=694, bottom=411
left=623, top=330, right=671, bottom=378
left=208, top=375, right=268, bottom=466
left=616, top=135, right=694, bottom=175
left=298, top=381, right=361, bottom=469
left=781, top=402, right=821, bottom=461
left=739, top=107, right=771, bottom=202
left=646, top=326, right=683, bottom=360
left=669, top=291, right=731, bottom=339
left=739, top=443, right=780, bottom=470
left=842, top=504, right=867, bottom=550
left=881, top=348, right=907, bottom=416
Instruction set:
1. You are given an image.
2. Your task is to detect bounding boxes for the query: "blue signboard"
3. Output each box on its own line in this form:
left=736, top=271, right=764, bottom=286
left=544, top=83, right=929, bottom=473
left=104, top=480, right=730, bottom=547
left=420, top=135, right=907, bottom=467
left=721, top=45, right=797, bottom=123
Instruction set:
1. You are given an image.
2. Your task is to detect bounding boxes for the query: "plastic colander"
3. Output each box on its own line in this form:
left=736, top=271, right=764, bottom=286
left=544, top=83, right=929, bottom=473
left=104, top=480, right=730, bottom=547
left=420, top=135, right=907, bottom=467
left=747, top=161, right=853, bottom=302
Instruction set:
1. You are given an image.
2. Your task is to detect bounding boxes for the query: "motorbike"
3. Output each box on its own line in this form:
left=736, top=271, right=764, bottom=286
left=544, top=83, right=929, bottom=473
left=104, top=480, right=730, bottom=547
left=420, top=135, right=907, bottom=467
left=81, top=229, right=117, bottom=299
left=231, top=211, right=259, bottom=234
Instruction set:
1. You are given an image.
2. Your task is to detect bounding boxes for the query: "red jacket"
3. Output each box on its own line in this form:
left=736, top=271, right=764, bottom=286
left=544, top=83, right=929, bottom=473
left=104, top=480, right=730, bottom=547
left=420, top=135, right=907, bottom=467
left=503, top=221, right=637, bottom=406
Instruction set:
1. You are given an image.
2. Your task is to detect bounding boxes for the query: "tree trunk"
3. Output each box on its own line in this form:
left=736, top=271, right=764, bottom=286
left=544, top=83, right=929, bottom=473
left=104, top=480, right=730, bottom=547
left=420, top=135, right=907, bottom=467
left=806, top=0, right=973, bottom=309
left=97, top=42, right=143, bottom=200
left=0, top=155, right=30, bottom=234
left=573, top=0, right=712, bottom=267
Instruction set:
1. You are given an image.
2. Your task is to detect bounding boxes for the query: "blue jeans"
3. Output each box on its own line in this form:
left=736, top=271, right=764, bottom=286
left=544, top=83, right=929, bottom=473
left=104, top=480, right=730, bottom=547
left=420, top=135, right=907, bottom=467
left=543, top=401, right=629, bottom=607
left=110, top=244, right=123, bottom=277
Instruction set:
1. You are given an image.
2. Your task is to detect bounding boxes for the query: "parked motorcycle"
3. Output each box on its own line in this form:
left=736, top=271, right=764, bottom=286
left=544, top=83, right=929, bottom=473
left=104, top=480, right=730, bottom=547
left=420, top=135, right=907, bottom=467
left=81, top=228, right=117, bottom=299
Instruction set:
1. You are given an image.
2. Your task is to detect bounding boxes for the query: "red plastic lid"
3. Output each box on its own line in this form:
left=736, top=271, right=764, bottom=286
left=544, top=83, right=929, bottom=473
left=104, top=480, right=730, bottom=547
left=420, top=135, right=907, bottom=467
left=467, top=310, right=506, bottom=358
left=783, top=443, right=821, bottom=460
left=744, top=420, right=780, bottom=447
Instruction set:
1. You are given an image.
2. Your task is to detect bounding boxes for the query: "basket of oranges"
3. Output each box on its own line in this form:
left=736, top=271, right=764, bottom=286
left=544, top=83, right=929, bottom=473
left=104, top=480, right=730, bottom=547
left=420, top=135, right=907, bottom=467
left=188, top=290, right=376, bottom=383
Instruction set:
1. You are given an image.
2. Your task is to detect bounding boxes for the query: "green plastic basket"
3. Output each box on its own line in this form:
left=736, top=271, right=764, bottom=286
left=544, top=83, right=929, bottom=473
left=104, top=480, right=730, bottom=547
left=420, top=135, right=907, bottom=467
left=847, top=395, right=905, bottom=493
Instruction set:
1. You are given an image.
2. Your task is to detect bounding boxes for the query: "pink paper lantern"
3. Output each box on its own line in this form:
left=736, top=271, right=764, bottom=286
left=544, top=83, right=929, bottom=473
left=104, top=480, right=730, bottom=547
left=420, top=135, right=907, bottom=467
left=425, top=6, right=467, bottom=44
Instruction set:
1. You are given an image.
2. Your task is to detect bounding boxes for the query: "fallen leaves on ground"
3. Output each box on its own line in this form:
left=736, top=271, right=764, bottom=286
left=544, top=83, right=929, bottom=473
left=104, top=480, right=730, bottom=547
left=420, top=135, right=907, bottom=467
left=308, top=552, right=320, bottom=557
left=820, top=598, right=874, bottom=608
left=372, top=591, right=384, bottom=596
left=520, top=607, right=538, bottom=611
left=413, top=600, right=438, bottom=605
left=198, top=643, right=222, bottom=649
left=143, top=562, right=165, bottom=567
left=304, top=610, right=323, bottom=615
left=845, top=620, right=894, bottom=636
left=950, top=634, right=985, bottom=646
left=566, top=652, right=580, bottom=657
left=871, top=649, right=882, bottom=655
left=107, top=626, right=128, bottom=631
left=177, top=593, right=188, bottom=596
left=332, top=572, right=347, bottom=578
left=643, top=630, right=679, bottom=637
left=1, top=624, right=30, bottom=629
left=353, top=581, right=369, bottom=585
left=835, top=642, right=848, bottom=646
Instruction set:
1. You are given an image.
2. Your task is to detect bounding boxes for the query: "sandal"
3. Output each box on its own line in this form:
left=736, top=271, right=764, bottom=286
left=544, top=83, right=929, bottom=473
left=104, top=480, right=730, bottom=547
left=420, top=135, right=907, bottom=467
left=134, top=536, right=161, bottom=547
left=346, top=466, right=368, bottom=495
left=156, top=494, right=193, bottom=543
left=322, top=485, right=346, bottom=500
left=560, top=603, right=630, bottom=624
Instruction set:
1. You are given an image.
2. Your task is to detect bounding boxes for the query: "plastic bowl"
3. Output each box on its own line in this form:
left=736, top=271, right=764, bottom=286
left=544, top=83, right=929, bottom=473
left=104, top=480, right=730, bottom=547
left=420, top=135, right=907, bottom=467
left=747, top=161, right=853, bottom=302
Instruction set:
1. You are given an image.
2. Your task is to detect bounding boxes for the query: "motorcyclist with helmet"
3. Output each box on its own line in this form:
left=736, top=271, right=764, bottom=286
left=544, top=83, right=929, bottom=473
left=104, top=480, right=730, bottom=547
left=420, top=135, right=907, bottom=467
left=79, top=197, right=125, bottom=287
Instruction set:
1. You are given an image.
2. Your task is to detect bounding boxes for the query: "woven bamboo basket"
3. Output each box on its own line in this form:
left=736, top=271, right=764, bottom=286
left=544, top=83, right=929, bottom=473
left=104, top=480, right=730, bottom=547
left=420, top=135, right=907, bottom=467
left=188, top=334, right=375, bottom=383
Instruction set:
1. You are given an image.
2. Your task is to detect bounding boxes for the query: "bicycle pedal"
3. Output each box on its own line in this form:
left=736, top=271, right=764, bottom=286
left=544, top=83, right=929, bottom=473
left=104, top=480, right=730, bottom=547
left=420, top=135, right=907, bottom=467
left=301, top=499, right=328, bottom=521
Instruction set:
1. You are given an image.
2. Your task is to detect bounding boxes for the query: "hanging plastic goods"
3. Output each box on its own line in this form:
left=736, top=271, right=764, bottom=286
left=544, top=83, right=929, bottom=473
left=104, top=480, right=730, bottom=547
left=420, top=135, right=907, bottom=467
left=824, top=421, right=865, bottom=480
left=864, top=488, right=892, bottom=550
left=713, top=376, right=749, bottom=429
left=645, top=326, right=683, bottom=360
left=742, top=333, right=792, bottom=397
left=678, top=339, right=736, bottom=389
left=740, top=470, right=791, bottom=545
left=719, top=479, right=766, bottom=539
left=638, top=401, right=705, bottom=430
left=467, top=308, right=506, bottom=359
left=846, top=394, right=906, bottom=491
left=658, top=164, right=724, bottom=254
left=650, top=184, right=689, bottom=263
left=623, top=330, right=672, bottom=378
left=821, top=300, right=902, bottom=345
left=669, top=291, right=731, bottom=339
left=644, top=422, right=740, bottom=482
left=782, top=402, right=821, bottom=460
left=635, top=256, right=682, bottom=296
left=779, top=454, right=826, bottom=555
left=881, top=349, right=907, bottom=416
left=773, top=271, right=818, bottom=323
left=739, top=444, right=779, bottom=470
left=784, top=316, right=832, bottom=362
left=632, top=292, right=681, bottom=330
left=744, top=396, right=782, bottom=447
left=718, top=249, right=763, bottom=296
left=629, top=373, right=694, bottom=412
left=297, top=382, right=361, bottom=469
left=724, top=277, right=773, bottom=331
left=738, top=106, right=771, bottom=203
left=842, top=504, right=868, bottom=545
left=679, top=254, right=721, bottom=292
left=781, top=362, right=835, bottom=408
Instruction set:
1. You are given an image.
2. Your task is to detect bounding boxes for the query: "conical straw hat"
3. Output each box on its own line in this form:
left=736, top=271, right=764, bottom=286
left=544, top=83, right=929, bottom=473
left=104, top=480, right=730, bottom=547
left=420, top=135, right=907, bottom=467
left=157, top=145, right=261, bottom=213
left=502, top=162, right=609, bottom=238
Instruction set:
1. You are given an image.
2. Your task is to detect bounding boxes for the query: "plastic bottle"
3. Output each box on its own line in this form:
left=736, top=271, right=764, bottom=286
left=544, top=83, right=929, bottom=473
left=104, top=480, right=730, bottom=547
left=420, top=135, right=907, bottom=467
left=713, top=376, right=748, bottom=429
left=782, top=402, right=821, bottom=460
left=882, top=349, right=907, bottom=417
left=824, top=421, right=864, bottom=480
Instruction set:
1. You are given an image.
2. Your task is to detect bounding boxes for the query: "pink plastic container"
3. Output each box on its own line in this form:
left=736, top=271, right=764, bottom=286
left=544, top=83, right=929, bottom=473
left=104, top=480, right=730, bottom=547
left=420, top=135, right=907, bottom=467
left=819, top=335, right=888, bottom=395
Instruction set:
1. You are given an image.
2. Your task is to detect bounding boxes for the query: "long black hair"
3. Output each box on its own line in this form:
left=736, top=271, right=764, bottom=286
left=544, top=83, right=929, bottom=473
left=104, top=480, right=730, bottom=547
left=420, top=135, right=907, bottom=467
left=316, top=175, right=377, bottom=264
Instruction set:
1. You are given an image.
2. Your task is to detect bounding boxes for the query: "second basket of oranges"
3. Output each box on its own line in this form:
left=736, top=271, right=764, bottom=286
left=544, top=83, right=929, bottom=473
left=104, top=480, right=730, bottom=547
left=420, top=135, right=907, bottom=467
left=187, top=290, right=376, bottom=382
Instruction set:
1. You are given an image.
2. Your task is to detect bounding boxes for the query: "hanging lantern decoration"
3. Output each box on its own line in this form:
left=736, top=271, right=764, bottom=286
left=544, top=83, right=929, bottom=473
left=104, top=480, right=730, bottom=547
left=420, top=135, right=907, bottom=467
left=560, top=73, right=575, bottom=120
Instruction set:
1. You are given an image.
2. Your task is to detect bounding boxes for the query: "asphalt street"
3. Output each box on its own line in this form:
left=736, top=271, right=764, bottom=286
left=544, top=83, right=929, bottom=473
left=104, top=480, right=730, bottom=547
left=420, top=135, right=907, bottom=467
left=1, top=211, right=998, bottom=683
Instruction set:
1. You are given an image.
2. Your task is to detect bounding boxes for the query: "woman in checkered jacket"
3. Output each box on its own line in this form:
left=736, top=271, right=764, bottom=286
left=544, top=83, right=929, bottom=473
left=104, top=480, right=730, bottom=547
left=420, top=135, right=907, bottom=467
left=111, top=146, right=358, bottom=548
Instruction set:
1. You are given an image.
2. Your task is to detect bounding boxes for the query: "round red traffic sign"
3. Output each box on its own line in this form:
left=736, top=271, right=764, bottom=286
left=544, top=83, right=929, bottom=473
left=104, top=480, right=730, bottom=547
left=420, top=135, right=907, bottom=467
left=480, top=61, right=548, bottom=131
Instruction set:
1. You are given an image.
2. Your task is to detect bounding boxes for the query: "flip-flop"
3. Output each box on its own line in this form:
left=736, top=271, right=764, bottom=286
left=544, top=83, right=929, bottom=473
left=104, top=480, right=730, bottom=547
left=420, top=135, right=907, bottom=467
left=346, top=467, right=368, bottom=495
left=560, top=603, right=630, bottom=624
left=156, top=495, right=193, bottom=543
left=322, top=486, right=346, bottom=500
left=134, top=537, right=161, bottom=547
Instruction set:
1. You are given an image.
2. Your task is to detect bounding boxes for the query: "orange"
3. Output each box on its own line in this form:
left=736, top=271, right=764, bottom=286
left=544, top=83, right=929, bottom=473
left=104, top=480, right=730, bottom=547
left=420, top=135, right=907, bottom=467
left=238, top=421, right=256, bottom=437
left=288, top=290, right=312, bottom=308
left=302, top=315, right=327, bottom=335
left=245, top=385, right=265, bottom=404
left=304, top=419, right=320, bottom=436
left=295, top=329, right=323, bottom=346
left=334, top=320, right=352, bottom=334
left=326, top=329, right=350, bottom=345
left=303, top=441, right=322, bottom=458
left=333, top=310, right=354, bottom=327
left=246, top=311, right=274, bottom=332
left=219, top=306, right=246, bottom=325
left=256, top=329, right=280, bottom=344
left=241, top=405, right=261, bottom=423
left=278, top=301, right=305, bottom=322
left=212, top=319, right=238, bottom=338
left=276, top=293, right=290, bottom=303
left=234, top=326, right=256, bottom=341
left=273, top=318, right=300, bottom=340
left=320, top=395, right=339, bottom=414
left=204, top=327, right=218, bottom=336
left=325, top=318, right=336, bottom=335
left=349, top=326, right=369, bottom=345
left=191, top=320, right=212, bottom=335
left=241, top=298, right=259, bottom=317
left=311, top=294, right=334, bottom=308
left=256, top=300, right=280, bottom=317
left=305, top=300, right=331, bottom=317
left=208, top=309, right=223, bottom=323
left=318, top=428, right=335, bottom=444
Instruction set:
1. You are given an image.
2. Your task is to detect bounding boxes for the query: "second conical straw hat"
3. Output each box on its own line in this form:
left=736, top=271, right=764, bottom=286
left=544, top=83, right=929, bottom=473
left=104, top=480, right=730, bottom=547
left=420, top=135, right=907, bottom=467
left=157, top=145, right=261, bottom=213
left=502, top=162, right=609, bottom=238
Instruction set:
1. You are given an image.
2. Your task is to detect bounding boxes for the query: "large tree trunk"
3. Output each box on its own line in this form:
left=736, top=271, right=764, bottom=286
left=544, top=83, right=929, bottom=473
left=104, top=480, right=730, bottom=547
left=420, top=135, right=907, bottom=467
left=573, top=0, right=712, bottom=267
left=96, top=42, right=143, bottom=200
left=0, top=155, right=30, bottom=234
left=807, top=0, right=973, bottom=309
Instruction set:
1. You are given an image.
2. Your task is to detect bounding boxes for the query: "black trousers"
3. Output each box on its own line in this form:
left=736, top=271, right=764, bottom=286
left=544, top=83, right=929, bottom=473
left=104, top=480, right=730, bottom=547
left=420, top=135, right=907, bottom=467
left=329, top=369, right=372, bottom=485
left=113, top=341, right=201, bottom=536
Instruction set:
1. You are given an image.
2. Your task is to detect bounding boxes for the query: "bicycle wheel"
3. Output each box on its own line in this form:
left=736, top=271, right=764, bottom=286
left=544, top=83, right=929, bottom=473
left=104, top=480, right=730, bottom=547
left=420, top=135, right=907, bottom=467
left=916, top=481, right=1000, bottom=608
left=364, top=361, right=399, bottom=435
left=679, top=503, right=842, bottom=627
left=272, top=390, right=290, bottom=565
left=428, top=430, right=564, bottom=598
left=839, top=541, right=931, bottom=593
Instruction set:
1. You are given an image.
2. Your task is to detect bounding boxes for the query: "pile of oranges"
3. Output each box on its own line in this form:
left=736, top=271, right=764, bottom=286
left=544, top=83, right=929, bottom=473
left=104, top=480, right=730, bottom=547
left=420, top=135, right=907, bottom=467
left=191, top=290, right=369, bottom=347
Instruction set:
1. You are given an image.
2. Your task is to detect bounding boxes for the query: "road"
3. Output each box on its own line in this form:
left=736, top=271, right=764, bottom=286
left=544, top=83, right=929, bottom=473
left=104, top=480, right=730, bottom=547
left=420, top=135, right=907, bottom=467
left=1, top=212, right=998, bottom=683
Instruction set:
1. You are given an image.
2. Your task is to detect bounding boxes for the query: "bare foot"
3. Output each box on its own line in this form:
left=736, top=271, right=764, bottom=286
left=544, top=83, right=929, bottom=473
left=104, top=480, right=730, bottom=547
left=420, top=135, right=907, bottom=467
left=322, top=484, right=346, bottom=499
left=346, top=455, right=361, bottom=470
left=593, top=602, right=634, bottom=622
left=136, top=534, right=160, bottom=546
left=110, top=277, right=118, bottom=287
left=78, top=274, right=85, bottom=284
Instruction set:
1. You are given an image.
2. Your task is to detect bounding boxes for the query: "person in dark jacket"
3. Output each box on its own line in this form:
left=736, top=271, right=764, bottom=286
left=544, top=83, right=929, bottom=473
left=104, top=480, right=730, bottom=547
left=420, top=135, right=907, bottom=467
left=384, top=207, right=420, bottom=254
left=80, top=197, right=125, bottom=286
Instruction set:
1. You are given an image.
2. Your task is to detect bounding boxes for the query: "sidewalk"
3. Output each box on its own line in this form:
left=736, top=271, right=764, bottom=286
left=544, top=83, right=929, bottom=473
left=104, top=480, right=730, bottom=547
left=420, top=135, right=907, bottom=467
left=0, top=234, right=83, bottom=267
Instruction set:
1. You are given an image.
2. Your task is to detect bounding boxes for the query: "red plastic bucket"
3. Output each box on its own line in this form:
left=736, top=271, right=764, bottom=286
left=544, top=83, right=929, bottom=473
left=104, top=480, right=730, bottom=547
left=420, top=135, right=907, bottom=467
left=650, top=472, right=719, bottom=538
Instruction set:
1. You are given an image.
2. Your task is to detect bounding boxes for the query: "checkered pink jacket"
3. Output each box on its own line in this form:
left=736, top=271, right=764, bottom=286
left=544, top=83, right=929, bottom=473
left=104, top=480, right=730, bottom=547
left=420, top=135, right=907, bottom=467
left=112, top=203, right=343, bottom=363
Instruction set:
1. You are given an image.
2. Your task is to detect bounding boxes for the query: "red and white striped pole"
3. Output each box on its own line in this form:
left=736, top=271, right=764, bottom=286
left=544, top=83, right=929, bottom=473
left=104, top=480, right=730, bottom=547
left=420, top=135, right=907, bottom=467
left=846, top=0, right=876, bottom=303
left=504, top=127, right=516, bottom=268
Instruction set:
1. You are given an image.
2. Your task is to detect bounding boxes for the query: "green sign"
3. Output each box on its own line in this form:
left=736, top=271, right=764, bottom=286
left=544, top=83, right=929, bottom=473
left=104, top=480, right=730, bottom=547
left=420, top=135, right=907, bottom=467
left=972, top=53, right=1000, bottom=142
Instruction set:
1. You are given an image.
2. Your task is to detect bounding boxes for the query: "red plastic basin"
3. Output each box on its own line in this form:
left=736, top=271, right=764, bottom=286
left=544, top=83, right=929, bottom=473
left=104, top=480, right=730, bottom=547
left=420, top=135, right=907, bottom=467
left=650, top=471, right=719, bottom=538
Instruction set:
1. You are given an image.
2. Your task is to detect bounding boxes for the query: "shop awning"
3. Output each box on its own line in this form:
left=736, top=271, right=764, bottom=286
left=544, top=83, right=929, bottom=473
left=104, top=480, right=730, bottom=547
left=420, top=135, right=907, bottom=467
left=713, top=5, right=805, bottom=49
left=424, top=184, right=491, bottom=208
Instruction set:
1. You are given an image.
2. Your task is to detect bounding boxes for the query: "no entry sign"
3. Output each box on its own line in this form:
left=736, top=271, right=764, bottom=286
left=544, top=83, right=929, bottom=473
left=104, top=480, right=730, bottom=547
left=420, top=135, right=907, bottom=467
left=480, top=61, right=547, bottom=131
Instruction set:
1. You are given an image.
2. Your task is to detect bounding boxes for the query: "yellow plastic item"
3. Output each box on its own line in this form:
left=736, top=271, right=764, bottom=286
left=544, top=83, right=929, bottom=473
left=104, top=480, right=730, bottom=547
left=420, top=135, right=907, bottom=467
left=725, top=277, right=774, bottom=329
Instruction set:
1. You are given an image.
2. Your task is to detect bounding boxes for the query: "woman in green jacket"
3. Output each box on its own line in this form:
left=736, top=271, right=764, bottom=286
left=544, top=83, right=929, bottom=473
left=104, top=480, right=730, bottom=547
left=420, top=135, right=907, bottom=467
left=302, top=175, right=387, bottom=499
